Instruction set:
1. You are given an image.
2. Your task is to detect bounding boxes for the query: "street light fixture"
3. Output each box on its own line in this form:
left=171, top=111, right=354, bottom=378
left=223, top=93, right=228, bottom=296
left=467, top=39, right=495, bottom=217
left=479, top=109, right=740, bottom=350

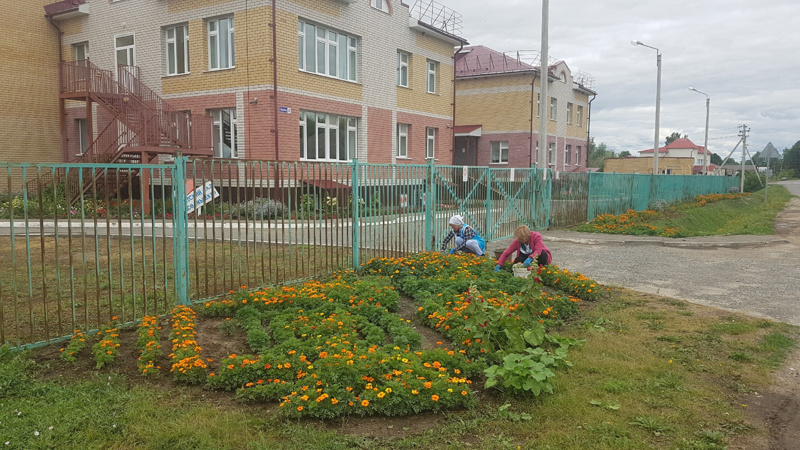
left=689, top=87, right=710, bottom=175
left=632, top=40, right=662, bottom=175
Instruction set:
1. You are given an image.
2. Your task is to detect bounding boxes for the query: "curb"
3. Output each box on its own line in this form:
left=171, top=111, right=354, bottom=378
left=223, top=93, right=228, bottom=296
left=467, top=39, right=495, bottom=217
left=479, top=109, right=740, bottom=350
left=542, top=235, right=790, bottom=249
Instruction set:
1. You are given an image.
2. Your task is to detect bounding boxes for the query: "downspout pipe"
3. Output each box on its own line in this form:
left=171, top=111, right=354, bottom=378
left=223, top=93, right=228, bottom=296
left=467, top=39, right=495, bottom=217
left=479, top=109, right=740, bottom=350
left=271, top=0, right=280, bottom=161
left=47, top=16, right=66, bottom=162
left=529, top=72, right=537, bottom=167
left=452, top=41, right=464, bottom=165
left=586, top=93, right=596, bottom=170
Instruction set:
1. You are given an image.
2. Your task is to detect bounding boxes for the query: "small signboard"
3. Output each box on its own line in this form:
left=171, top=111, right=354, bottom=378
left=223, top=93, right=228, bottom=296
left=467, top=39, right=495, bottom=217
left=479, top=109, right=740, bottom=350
left=279, top=106, right=292, bottom=114
left=462, top=166, right=469, bottom=182
left=186, top=181, right=220, bottom=214
left=399, top=194, right=409, bottom=208
left=510, top=168, right=515, bottom=182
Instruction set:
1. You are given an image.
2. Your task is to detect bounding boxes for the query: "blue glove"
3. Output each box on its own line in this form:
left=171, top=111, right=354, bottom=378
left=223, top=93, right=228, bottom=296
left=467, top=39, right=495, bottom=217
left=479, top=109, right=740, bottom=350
left=523, top=257, right=533, bottom=267
left=494, top=265, right=501, bottom=272
left=449, top=248, right=456, bottom=255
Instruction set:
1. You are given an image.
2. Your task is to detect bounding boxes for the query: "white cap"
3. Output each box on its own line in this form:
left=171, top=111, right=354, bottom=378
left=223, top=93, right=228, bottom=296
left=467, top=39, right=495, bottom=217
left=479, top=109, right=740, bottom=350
left=448, top=215, right=464, bottom=226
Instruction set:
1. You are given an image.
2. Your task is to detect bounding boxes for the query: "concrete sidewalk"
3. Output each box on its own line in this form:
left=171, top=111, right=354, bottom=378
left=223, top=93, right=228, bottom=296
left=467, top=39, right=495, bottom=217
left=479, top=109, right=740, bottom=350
left=541, top=230, right=789, bottom=249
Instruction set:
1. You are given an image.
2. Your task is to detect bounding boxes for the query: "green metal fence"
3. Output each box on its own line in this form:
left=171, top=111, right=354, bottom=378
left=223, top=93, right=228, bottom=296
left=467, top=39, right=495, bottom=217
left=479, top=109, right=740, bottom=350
left=0, top=157, right=737, bottom=348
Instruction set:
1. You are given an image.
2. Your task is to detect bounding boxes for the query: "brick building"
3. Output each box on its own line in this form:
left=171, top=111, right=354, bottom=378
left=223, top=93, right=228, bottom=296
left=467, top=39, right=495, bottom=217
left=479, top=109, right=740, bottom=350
left=454, top=45, right=596, bottom=171
left=44, top=0, right=466, bottom=166
left=0, top=0, right=61, bottom=166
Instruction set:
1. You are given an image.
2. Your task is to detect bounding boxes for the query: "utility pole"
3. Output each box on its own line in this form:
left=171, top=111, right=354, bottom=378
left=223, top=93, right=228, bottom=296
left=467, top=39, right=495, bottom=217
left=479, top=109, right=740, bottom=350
left=739, top=124, right=749, bottom=192
left=537, top=0, right=549, bottom=174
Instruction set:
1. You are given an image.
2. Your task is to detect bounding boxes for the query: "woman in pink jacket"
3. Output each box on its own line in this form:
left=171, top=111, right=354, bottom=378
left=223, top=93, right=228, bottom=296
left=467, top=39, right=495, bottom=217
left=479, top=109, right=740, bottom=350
left=495, top=225, right=552, bottom=271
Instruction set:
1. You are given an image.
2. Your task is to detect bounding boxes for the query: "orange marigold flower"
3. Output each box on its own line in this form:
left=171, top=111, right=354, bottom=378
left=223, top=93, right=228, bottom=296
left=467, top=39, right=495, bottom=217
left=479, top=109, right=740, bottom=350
left=431, top=395, right=439, bottom=401
left=361, top=400, right=369, bottom=407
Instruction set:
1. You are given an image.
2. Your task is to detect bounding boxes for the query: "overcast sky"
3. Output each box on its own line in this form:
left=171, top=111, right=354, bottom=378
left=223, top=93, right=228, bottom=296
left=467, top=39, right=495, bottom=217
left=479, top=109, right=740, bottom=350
left=439, top=0, right=800, bottom=159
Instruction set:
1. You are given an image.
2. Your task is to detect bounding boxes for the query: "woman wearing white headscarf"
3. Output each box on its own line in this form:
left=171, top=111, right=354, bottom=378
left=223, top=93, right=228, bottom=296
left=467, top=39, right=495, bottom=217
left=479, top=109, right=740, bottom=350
left=440, top=215, right=486, bottom=256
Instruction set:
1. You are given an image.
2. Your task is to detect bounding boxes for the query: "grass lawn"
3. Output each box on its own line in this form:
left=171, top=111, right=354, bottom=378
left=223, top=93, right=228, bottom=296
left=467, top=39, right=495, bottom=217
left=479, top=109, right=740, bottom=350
left=0, top=255, right=796, bottom=449
left=650, top=186, right=794, bottom=236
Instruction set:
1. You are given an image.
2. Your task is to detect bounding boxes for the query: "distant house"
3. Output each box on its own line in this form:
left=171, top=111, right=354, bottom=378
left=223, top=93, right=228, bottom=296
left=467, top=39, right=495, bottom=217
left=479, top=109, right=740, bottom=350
left=454, top=45, right=596, bottom=171
left=605, top=156, right=694, bottom=175
left=637, top=138, right=717, bottom=174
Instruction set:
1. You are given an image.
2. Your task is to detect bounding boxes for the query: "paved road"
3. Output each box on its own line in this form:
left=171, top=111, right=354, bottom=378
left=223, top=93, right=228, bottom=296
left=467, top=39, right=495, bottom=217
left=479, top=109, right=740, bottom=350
left=535, top=181, right=800, bottom=326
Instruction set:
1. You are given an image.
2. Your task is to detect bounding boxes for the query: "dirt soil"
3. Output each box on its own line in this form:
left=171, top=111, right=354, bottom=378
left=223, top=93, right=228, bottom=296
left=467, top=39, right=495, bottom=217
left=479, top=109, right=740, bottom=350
left=732, top=347, right=800, bottom=450
left=397, top=296, right=453, bottom=350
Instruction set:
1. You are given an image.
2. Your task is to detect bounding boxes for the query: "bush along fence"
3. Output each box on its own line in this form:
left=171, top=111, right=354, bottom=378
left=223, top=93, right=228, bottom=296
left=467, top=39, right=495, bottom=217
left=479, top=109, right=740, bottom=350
left=0, top=157, right=737, bottom=348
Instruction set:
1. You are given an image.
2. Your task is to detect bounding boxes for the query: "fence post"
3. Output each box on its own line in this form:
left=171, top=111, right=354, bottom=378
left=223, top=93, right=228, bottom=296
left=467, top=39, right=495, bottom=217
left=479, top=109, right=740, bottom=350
left=425, top=158, right=434, bottom=252
left=172, top=154, right=191, bottom=306
left=351, top=159, right=360, bottom=269
left=485, top=169, right=492, bottom=240
left=586, top=171, right=593, bottom=221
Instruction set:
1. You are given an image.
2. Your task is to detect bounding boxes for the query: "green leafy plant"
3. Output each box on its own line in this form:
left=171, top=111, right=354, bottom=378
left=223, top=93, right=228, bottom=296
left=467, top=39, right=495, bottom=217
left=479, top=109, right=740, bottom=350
left=59, top=329, right=87, bottom=362
left=92, top=318, right=120, bottom=369
left=484, top=346, right=572, bottom=396
left=496, top=403, right=532, bottom=421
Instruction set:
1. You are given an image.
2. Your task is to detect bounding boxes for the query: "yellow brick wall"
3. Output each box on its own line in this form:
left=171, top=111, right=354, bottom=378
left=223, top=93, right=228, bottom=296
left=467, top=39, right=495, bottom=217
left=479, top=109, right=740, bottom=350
left=455, top=75, right=532, bottom=132
left=163, top=9, right=272, bottom=94
left=397, top=52, right=453, bottom=117
left=605, top=157, right=694, bottom=175
left=277, top=10, right=362, bottom=100
left=0, top=0, right=61, bottom=168
left=416, top=32, right=455, bottom=58
left=168, top=0, right=237, bottom=14
left=288, top=0, right=340, bottom=17
left=60, top=17, right=84, bottom=37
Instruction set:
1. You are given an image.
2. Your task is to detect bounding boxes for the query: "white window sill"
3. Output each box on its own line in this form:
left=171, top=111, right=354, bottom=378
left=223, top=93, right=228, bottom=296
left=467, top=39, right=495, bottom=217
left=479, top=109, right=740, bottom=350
left=205, top=67, right=236, bottom=73
left=490, top=162, right=509, bottom=165
left=396, top=156, right=411, bottom=160
left=397, top=84, right=411, bottom=90
left=299, top=69, right=360, bottom=85
left=163, top=72, right=191, bottom=78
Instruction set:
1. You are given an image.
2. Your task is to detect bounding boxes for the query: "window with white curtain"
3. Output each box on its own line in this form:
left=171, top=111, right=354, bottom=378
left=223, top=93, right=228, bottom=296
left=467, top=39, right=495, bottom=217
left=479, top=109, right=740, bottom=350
left=491, top=141, right=509, bottom=164
left=397, top=123, right=409, bottom=157
left=299, top=111, right=358, bottom=161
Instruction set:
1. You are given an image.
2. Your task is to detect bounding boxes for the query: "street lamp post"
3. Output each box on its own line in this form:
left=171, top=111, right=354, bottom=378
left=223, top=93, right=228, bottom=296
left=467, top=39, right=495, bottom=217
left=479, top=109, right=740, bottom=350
left=632, top=40, right=662, bottom=175
left=689, top=87, right=710, bottom=175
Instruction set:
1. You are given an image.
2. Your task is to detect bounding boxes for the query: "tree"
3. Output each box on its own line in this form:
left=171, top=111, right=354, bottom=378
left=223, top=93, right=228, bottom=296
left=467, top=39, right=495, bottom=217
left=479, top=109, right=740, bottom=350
left=618, top=151, right=632, bottom=158
left=665, top=132, right=687, bottom=146
left=587, top=139, right=618, bottom=172
left=783, top=140, right=800, bottom=176
left=710, top=153, right=723, bottom=165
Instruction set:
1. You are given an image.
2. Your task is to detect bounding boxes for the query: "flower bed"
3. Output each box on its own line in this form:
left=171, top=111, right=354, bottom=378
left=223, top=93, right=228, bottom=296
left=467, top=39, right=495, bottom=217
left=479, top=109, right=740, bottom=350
left=200, top=274, right=479, bottom=419
left=577, top=209, right=687, bottom=237
left=538, top=265, right=604, bottom=301
left=169, top=306, right=208, bottom=384
left=693, top=192, right=750, bottom=207
left=59, top=329, right=86, bottom=363
left=137, top=315, right=162, bottom=376
left=92, top=319, right=120, bottom=369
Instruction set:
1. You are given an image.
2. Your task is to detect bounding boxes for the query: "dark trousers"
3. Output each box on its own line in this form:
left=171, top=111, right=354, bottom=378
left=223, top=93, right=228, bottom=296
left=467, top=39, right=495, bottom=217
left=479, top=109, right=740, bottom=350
left=513, top=252, right=549, bottom=266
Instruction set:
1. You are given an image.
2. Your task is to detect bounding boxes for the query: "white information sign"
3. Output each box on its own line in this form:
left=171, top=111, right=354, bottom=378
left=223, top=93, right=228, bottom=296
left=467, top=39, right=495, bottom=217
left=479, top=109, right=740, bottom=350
left=186, top=181, right=220, bottom=214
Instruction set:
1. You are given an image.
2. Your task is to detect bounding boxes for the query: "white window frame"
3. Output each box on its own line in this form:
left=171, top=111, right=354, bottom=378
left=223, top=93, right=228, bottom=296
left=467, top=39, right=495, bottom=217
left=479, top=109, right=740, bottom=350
left=166, top=24, right=190, bottom=76
left=549, top=97, right=557, bottom=121
left=426, top=60, right=437, bottom=94
left=536, top=93, right=541, bottom=117
left=76, top=118, right=88, bottom=155
left=565, top=144, right=572, bottom=165
left=210, top=108, right=239, bottom=158
left=114, top=33, right=136, bottom=68
left=491, top=141, right=509, bottom=164
left=74, top=42, right=88, bottom=61
left=397, top=51, right=409, bottom=88
left=577, top=105, right=583, bottom=127
left=298, top=20, right=357, bottom=82
left=370, top=0, right=389, bottom=13
left=426, top=127, right=436, bottom=159
left=548, top=142, right=556, bottom=166
left=299, top=111, right=358, bottom=162
left=397, top=123, right=409, bottom=158
left=576, top=146, right=582, bottom=165
left=566, top=102, right=573, bottom=124
left=208, top=16, right=235, bottom=70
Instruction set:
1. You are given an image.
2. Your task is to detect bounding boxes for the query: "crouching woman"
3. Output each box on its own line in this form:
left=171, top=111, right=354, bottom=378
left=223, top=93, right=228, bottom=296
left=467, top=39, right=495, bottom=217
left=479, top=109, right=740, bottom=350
left=495, top=225, right=551, bottom=271
left=440, top=215, right=486, bottom=256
